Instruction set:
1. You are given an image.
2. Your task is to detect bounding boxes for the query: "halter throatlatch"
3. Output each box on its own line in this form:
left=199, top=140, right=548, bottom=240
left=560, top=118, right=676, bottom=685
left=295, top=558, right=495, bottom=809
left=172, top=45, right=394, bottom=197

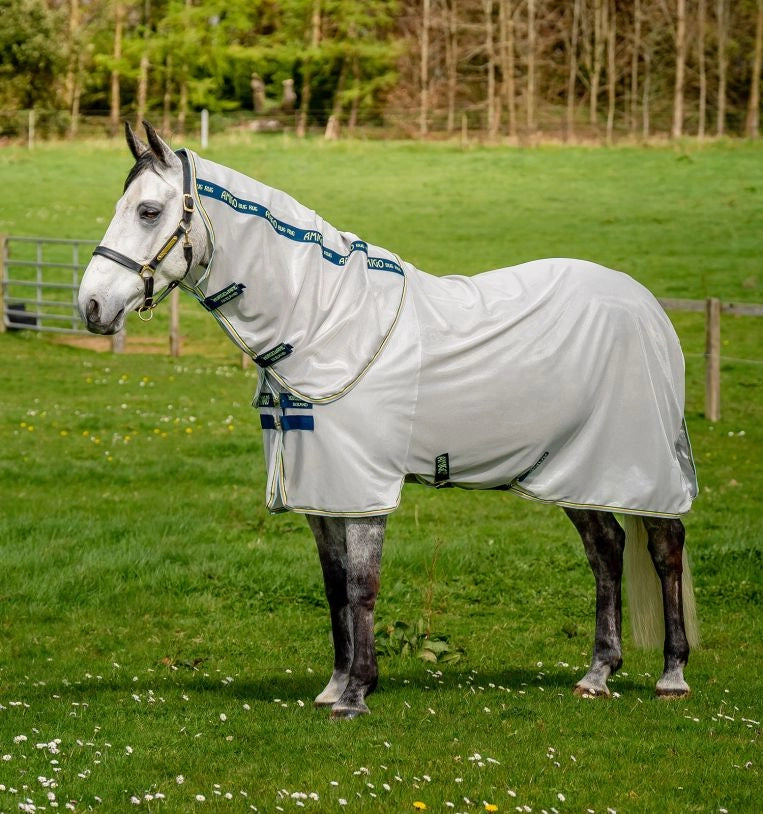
left=92, top=150, right=195, bottom=319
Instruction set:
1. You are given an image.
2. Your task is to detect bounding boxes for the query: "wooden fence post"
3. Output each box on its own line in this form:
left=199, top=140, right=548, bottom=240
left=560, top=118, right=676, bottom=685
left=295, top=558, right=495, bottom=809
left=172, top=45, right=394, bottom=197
left=705, top=297, right=721, bottom=421
left=28, top=110, right=35, bottom=150
left=111, top=328, right=126, bottom=352
left=169, top=286, right=181, bottom=356
left=0, top=235, right=6, bottom=334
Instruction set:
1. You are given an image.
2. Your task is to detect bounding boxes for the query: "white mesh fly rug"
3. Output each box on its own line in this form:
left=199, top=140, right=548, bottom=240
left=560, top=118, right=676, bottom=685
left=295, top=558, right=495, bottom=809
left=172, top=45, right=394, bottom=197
left=180, top=150, right=698, bottom=519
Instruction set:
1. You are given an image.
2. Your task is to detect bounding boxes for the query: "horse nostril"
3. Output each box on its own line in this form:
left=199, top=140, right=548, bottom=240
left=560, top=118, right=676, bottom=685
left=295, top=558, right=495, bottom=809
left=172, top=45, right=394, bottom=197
left=86, top=298, right=100, bottom=322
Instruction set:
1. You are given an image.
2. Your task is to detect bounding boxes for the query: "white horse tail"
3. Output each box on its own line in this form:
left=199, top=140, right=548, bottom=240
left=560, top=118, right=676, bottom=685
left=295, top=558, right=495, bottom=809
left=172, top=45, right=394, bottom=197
left=622, top=514, right=700, bottom=650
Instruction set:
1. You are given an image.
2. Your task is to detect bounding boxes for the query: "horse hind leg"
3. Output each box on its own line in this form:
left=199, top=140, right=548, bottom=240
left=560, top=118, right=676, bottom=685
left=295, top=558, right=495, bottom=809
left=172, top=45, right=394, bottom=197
left=565, top=508, right=625, bottom=697
left=641, top=516, right=691, bottom=698
left=307, top=515, right=353, bottom=707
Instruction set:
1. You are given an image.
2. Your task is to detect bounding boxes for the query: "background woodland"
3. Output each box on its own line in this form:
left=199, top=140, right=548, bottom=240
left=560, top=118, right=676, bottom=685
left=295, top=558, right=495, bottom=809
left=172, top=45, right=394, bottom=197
left=1, top=0, right=762, bottom=140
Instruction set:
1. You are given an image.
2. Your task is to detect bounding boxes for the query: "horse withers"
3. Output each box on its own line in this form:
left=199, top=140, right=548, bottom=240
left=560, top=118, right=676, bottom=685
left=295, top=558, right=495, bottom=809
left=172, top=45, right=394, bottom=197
left=78, top=122, right=699, bottom=718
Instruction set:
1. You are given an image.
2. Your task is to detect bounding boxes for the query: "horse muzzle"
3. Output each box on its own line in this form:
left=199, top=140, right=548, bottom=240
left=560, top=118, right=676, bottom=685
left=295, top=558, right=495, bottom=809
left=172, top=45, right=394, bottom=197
left=81, top=296, right=126, bottom=335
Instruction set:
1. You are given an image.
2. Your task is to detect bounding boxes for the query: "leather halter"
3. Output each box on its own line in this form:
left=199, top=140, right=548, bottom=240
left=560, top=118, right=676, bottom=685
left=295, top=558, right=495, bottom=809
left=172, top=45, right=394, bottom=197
left=92, top=150, right=195, bottom=319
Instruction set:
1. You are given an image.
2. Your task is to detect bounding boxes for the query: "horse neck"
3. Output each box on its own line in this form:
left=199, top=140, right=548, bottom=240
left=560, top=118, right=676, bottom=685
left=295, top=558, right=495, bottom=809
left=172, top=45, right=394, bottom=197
left=191, top=157, right=334, bottom=353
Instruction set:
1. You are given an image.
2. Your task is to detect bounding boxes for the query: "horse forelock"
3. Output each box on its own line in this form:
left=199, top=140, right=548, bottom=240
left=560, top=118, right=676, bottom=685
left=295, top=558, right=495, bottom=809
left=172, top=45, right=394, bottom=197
left=123, top=152, right=161, bottom=193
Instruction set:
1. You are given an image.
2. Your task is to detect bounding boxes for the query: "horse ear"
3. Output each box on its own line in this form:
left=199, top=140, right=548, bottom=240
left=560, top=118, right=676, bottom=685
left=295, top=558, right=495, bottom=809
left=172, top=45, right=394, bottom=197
left=125, top=120, right=149, bottom=160
left=142, top=120, right=176, bottom=166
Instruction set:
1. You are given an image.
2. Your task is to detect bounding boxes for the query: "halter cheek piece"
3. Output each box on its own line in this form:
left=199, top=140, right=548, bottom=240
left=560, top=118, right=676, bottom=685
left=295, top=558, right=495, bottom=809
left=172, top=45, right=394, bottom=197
left=92, top=150, right=195, bottom=320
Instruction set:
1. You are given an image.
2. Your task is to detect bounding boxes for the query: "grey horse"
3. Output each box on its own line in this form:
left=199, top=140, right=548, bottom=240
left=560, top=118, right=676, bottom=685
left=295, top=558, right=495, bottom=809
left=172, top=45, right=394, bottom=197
left=78, top=123, right=699, bottom=718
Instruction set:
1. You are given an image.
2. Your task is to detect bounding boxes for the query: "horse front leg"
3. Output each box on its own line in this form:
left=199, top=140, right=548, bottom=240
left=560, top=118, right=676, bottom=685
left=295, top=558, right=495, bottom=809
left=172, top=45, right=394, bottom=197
left=307, top=515, right=353, bottom=707
left=331, top=515, right=386, bottom=719
left=642, top=516, right=691, bottom=698
left=565, top=508, right=625, bottom=697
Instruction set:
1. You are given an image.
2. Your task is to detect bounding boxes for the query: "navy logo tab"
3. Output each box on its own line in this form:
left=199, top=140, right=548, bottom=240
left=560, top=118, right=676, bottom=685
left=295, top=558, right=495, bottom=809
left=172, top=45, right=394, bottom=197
left=254, top=343, right=294, bottom=368
left=434, top=453, right=451, bottom=487
left=202, top=282, right=246, bottom=311
left=279, top=393, right=312, bottom=410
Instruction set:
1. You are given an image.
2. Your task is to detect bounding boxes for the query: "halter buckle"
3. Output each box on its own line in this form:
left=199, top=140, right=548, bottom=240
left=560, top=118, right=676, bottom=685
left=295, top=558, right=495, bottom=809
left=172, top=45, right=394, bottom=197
left=183, top=194, right=195, bottom=213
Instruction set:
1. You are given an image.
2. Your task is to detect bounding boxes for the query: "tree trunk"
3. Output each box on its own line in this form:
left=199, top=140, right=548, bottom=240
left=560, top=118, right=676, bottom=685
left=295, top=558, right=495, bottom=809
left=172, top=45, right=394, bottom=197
left=499, top=0, right=516, bottom=137
left=136, top=52, right=150, bottom=129
left=606, top=0, right=616, bottom=144
left=251, top=74, right=266, bottom=113
left=630, top=0, right=641, bottom=135
left=446, top=0, right=458, bottom=134
left=162, top=54, right=173, bottom=134
left=697, top=0, right=707, bottom=138
left=325, top=62, right=346, bottom=140
left=566, top=0, right=581, bottom=141
left=176, top=80, right=187, bottom=135
left=297, top=0, right=321, bottom=138
left=485, top=0, right=497, bottom=139
left=642, top=46, right=651, bottom=138
left=420, top=0, right=431, bottom=137
left=716, top=0, right=727, bottom=136
left=672, top=0, right=686, bottom=138
left=526, top=0, right=536, bottom=131
left=66, top=0, right=81, bottom=137
left=110, top=1, right=124, bottom=136
left=348, top=56, right=360, bottom=136
left=745, top=0, right=763, bottom=138
left=590, top=0, right=605, bottom=126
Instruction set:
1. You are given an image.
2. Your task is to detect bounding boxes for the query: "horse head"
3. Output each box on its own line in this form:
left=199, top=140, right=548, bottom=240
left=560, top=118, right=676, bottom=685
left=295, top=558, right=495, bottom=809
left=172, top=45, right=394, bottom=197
left=78, top=121, right=209, bottom=334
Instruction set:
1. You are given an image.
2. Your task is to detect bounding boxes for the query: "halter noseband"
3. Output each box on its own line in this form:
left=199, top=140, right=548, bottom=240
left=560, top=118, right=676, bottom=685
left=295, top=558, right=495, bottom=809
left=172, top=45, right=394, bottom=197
left=92, top=150, right=195, bottom=320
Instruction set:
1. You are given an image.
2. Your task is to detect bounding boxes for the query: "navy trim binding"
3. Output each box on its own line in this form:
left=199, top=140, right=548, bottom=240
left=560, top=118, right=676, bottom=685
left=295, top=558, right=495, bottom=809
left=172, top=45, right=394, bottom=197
left=196, top=178, right=404, bottom=276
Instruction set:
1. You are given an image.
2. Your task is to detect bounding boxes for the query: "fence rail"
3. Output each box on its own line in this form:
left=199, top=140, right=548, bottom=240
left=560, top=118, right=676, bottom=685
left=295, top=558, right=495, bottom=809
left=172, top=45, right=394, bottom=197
left=0, top=234, right=127, bottom=348
left=2, top=234, right=760, bottom=421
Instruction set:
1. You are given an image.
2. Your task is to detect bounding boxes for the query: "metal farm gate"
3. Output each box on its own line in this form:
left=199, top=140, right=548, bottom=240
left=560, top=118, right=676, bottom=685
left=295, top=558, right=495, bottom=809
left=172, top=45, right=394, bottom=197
left=0, top=235, right=97, bottom=335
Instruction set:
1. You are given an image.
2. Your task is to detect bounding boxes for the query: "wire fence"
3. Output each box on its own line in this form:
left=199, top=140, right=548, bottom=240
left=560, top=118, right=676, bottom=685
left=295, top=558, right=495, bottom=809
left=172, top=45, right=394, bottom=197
left=1, top=234, right=760, bottom=420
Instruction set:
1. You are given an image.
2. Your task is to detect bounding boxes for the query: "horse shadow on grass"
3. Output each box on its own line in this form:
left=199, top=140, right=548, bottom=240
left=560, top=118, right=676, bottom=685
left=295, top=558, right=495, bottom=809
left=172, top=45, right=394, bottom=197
left=207, top=664, right=649, bottom=705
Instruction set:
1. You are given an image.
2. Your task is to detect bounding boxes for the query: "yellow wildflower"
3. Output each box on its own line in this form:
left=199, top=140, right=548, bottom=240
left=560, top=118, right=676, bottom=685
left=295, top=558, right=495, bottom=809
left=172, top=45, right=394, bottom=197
left=413, top=804, right=427, bottom=811
left=484, top=805, right=498, bottom=812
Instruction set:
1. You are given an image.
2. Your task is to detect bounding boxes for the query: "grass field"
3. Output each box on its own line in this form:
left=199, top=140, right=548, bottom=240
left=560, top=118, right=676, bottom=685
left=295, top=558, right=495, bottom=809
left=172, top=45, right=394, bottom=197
left=0, top=137, right=761, bottom=813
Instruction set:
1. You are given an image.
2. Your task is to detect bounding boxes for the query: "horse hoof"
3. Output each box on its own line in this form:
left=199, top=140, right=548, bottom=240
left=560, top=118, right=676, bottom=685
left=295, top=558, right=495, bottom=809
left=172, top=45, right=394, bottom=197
left=330, top=702, right=370, bottom=720
left=573, top=683, right=610, bottom=698
left=656, top=686, right=690, bottom=700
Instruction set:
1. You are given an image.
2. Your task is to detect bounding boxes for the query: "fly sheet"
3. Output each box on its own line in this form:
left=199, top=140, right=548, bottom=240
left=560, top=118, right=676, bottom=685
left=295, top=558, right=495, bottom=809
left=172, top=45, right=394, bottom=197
left=182, top=151, right=698, bottom=519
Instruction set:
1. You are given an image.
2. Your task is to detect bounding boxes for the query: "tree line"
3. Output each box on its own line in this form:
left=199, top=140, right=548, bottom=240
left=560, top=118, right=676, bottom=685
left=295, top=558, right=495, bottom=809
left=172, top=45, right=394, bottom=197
left=1, top=0, right=762, bottom=140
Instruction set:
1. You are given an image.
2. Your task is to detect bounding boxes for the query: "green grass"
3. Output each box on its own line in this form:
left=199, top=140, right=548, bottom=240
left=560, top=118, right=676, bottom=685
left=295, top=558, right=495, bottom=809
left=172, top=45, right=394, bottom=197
left=0, top=138, right=761, bottom=813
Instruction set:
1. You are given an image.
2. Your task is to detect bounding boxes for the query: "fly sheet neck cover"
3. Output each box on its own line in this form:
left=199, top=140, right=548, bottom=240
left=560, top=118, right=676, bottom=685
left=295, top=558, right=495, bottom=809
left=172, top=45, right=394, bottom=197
left=184, top=150, right=405, bottom=402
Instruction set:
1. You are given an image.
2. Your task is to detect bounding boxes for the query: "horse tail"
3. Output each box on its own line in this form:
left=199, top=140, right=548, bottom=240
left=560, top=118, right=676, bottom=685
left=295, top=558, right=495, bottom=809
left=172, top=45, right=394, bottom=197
left=622, top=514, right=700, bottom=650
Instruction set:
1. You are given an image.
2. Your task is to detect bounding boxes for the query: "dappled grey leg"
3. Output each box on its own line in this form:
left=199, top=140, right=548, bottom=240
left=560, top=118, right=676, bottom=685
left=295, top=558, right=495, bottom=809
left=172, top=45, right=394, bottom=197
left=307, top=515, right=353, bottom=707
left=331, top=516, right=386, bottom=719
left=565, top=508, right=625, bottom=697
left=642, top=517, right=691, bottom=698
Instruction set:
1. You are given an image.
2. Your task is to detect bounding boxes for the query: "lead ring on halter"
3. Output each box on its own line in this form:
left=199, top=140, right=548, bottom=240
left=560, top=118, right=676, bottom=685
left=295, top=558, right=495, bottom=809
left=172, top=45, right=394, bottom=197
left=91, top=150, right=195, bottom=319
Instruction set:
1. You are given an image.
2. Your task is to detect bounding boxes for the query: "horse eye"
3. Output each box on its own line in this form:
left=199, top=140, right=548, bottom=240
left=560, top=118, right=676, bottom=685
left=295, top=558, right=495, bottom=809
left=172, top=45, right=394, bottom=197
left=139, top=205, right=161, bottom=222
